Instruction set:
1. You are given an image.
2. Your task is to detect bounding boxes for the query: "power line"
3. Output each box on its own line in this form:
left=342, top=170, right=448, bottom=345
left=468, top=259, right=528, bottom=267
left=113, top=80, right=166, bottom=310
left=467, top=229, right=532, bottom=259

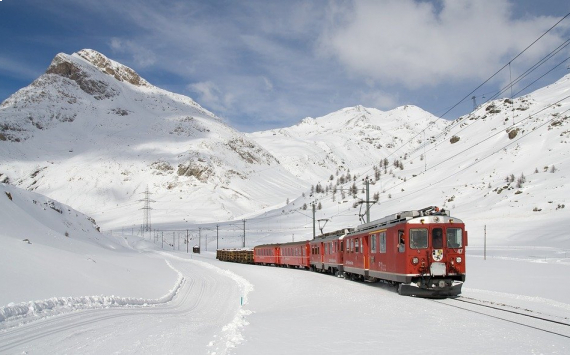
left=139, top=185, right=155, bottom=232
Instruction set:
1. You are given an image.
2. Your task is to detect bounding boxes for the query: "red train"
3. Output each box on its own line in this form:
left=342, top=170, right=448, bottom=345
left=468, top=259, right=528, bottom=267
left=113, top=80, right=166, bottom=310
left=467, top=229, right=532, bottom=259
left=252, top=206, right=467, bottom=298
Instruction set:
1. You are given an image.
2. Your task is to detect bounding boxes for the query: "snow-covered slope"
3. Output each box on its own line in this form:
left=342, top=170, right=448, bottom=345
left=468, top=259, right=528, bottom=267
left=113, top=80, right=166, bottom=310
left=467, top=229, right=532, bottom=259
left=248, top=104, right=446, bottom=183
left=245, top=75, right=570, bottom=249
left=0, top=183, right=178, bottom=307
left=0, top=50, right=302, bottom=228
left=1, top=49, right=569, bottom=249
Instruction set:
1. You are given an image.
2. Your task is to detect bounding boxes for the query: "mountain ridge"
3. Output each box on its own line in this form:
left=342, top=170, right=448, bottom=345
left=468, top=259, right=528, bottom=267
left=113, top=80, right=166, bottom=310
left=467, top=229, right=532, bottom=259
left=1, top=49, right=569, bottom=243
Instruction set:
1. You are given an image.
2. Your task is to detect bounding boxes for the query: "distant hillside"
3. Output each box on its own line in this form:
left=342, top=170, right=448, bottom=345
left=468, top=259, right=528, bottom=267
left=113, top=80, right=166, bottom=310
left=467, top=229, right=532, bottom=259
left=1, top=49, right=569, bottom=248
left=0, top=49, right=301, bottom=227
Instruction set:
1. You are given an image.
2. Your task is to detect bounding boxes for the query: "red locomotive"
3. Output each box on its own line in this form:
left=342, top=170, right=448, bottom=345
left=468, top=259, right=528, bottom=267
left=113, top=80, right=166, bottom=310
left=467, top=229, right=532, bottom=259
left=241, top=206, right=466, bottom=298
left=341, top=206, right=467, bottom=297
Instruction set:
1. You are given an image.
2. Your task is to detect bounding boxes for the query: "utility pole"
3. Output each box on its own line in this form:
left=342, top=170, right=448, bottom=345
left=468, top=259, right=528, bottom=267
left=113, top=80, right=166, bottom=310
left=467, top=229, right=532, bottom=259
left=186, top=230, right=189, bottom=253
left=312, top=202, right=316, bottom=239
left=199, top=228, right=202, bottom=251
left=243, top=219, right=246, bottom=247
left=216, top=225, right=219, bottom=250
left=359, top=177, right=375, bottom=224
left=139, top=185, right=155, bottom=235
left=365, top=177, right=370, bottom=223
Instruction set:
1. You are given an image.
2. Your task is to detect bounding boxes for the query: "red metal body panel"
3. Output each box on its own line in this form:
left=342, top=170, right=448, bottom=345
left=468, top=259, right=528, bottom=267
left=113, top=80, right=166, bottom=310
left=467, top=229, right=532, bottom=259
left=365, top=219, right=467, bottom=284
left=342, top=233, right=371, bottom=276
left=310, top=234, right=345, bottom=273
left=253, top=244, right=280, bottom=265
left=277, top=241, right=310, bottom=269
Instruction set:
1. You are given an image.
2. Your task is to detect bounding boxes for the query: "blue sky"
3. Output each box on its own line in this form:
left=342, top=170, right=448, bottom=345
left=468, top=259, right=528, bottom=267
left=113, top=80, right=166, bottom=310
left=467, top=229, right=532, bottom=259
left=1, top=0, right=569, bottom=132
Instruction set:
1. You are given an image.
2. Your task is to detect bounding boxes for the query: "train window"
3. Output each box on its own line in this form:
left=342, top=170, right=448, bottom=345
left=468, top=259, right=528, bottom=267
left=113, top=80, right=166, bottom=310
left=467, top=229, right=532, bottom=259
left=410, top=229, right=428, bottom=249
left=341, top=241, right=344, bottom=252
left=398, top=230, right=405, bottom=253
left=432, top=228, right=443, bottom=249
left=350, top=239, right=354, bottom=252
left=355, top=239, right=360, bottom=253
left=380, top=232, right=386, bottom=253
left=447, top=228, right=463, bottom=248
left=325, top=243, right=329, bottom=255
left=371, top=234, right=377, bottom=253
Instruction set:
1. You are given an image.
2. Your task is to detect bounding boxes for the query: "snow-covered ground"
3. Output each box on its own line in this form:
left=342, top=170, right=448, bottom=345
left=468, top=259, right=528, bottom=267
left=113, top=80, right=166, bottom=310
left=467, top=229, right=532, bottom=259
left=1, top=183, right=569, bottom=354
left=1, top=51, right=570, bottom=354
left=2, top=243, right=568, bottom=354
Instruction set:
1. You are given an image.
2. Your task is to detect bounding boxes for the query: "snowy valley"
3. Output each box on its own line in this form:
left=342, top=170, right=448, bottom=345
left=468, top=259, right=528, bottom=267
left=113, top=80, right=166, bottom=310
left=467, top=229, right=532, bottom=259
left=1, top=49, right=570, bottom=354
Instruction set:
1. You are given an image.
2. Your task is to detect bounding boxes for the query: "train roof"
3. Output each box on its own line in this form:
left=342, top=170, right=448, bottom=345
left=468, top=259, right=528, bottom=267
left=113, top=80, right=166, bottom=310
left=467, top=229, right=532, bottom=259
left=254, top=240, right=309, bottom=248
left=355, top=206, right=463, bottom=233
left=311, top=228, right=353, bottom=242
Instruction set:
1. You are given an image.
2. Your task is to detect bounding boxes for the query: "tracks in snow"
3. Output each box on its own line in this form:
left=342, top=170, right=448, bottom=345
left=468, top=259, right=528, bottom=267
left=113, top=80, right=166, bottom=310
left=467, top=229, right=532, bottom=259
left=433, top=296, right=570, bottom=339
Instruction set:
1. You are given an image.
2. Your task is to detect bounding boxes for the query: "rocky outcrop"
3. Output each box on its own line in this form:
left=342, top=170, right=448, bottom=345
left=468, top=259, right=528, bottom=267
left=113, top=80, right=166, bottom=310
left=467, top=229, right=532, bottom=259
left=46, top=53, right=116, bottom=100
left=76, top=49, right=151, bottom=87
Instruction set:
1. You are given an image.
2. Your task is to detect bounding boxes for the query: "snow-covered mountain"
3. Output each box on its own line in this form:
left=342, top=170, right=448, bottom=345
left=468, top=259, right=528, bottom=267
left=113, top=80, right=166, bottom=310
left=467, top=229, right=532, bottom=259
left=0, top=49, right=302, bottom=228
left=245, top=75, right=569, bottom=248
left=248, top=104, right=447, bottom=183
left=1, top=49, right=569, bottom=248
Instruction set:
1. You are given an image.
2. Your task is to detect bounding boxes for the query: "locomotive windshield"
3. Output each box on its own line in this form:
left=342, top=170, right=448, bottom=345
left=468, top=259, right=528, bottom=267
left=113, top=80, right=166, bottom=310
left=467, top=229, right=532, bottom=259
left=446, top=228, right=463, bottom=248
left=410, top=229, right=428, bottom=249
left=432, top=228, right=443, bottom=248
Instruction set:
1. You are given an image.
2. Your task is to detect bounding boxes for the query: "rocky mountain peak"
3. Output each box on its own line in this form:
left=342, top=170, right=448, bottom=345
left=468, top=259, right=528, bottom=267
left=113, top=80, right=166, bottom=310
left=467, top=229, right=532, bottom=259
left=45, top=49, right=150, bottom=94
left=75, top=49, right=150, bottom=87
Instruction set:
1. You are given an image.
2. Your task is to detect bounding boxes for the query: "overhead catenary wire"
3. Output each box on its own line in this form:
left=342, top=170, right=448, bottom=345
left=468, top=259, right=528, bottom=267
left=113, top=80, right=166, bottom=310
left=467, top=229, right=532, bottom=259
left=146, top=13, right=570, bottom=241
left=383, top=13, right=570, bottom=165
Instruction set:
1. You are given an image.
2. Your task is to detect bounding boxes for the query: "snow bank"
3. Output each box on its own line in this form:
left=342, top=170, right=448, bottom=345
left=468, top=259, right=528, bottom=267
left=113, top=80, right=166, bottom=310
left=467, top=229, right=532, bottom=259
left=0, top=259, right=184, bottom=326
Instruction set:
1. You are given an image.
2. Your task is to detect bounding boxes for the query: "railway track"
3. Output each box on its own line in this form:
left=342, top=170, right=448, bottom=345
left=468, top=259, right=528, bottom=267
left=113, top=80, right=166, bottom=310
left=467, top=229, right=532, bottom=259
left=433, top=296, right=570, bottom=339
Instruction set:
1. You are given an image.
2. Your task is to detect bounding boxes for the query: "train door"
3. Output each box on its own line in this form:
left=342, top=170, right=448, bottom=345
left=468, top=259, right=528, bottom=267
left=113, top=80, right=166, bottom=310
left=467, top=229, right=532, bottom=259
left=387, top=228, right=405, bottom=273
left=363, top=235, right=370, bottom=270
left=431, top=227, right=444, bottom=263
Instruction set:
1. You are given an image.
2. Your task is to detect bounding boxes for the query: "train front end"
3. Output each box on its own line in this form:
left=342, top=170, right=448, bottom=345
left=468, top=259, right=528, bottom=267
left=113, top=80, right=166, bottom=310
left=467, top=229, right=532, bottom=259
left=398, top=210, right=468, bottom=298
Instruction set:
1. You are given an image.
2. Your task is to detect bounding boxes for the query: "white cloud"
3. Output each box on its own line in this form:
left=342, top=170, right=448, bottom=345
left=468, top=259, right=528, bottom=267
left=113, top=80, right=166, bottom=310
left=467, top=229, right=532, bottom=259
left=359, top=89, right=400, bottom=110
left=110, top=38, right=156, bottom=67
left=0, top=56, right=42, bottom=80
left=320, top=0, right=566, bottom=89
left=188, top=81, right=235, bottom=113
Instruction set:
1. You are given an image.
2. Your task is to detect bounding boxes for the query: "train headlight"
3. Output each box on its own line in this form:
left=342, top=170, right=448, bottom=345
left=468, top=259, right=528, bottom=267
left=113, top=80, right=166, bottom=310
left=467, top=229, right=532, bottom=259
left=412, top=257, right=419, bottom=265
left=456, top=256, right=462, bottom=263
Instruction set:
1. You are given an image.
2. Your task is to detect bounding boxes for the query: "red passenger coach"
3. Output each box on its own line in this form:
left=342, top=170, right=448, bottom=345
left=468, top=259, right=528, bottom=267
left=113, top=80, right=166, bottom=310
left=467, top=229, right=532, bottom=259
left=254, top=244, right=280, bottom=265
left=309, top=229, right=352, bottom=276
left=344, top=206, right=467, bottom=297
left=279, top=241, right=310, bottom=269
